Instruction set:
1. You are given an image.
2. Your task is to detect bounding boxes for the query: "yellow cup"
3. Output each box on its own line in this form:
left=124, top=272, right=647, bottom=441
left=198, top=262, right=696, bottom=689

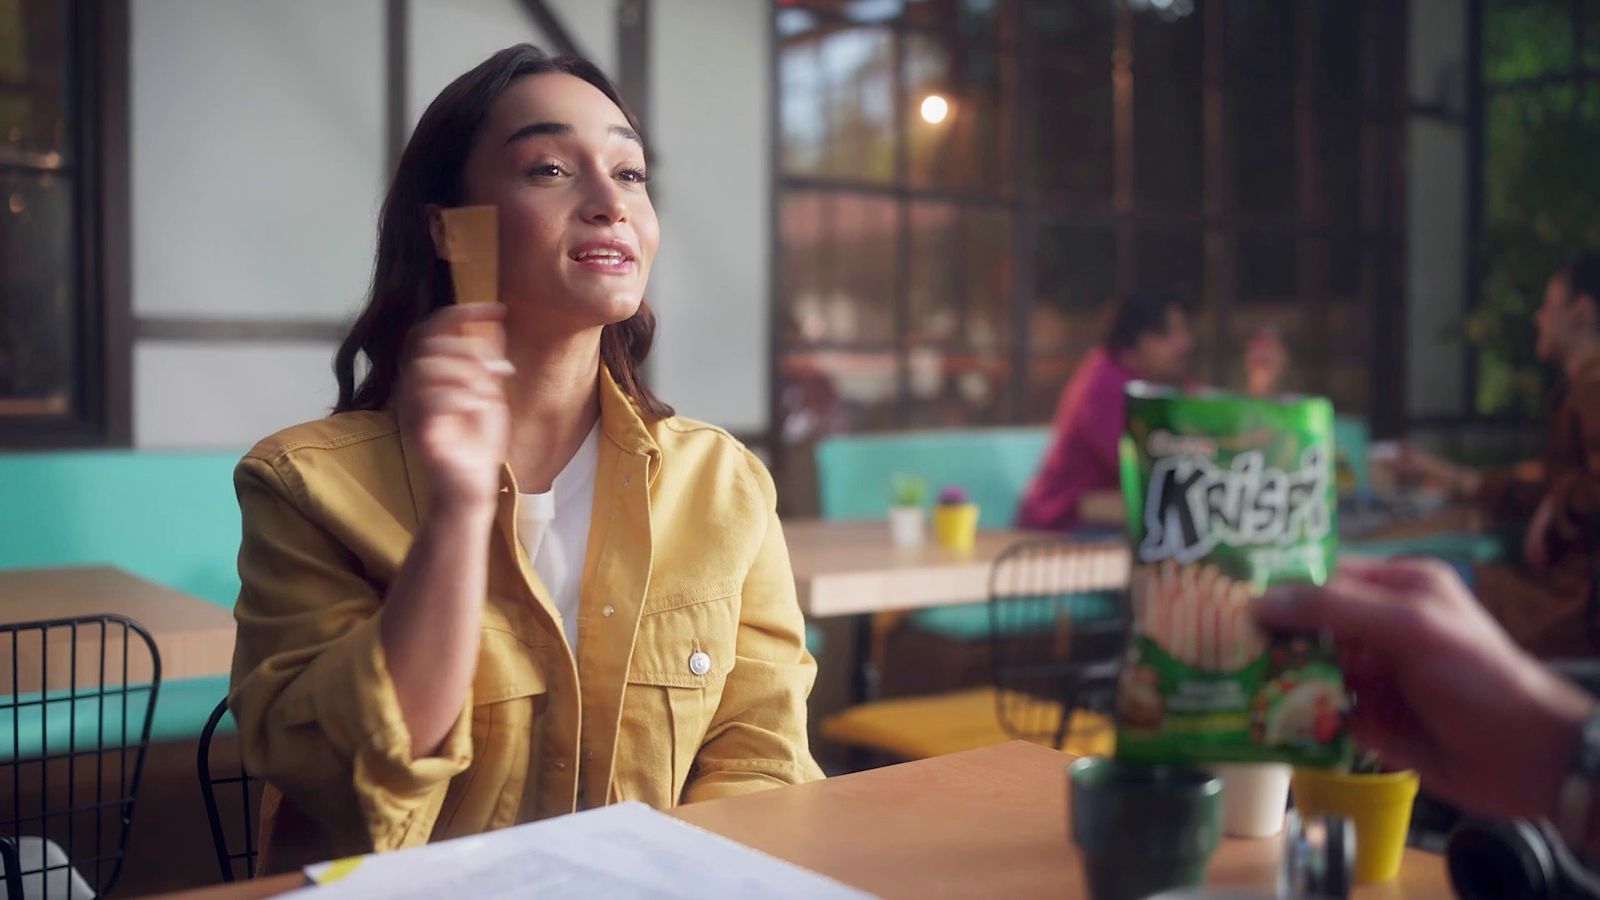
left=931, top=502, right=979, bottom=551
left=1290, top=768, right=1419, bottom=884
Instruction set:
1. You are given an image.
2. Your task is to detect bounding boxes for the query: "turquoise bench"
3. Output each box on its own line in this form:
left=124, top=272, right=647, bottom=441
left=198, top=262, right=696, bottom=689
left=0, top=450, right=244, bottom=758
left=0, top=674, right=233, bottom=763
left=813, top=428, right=1122, bottom=641
left=816, top=427, right=1051, bottom=530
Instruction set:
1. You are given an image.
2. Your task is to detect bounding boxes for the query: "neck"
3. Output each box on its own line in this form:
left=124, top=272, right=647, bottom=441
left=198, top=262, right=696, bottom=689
left=502, top=327, right=603, bottom=493
left=1110, top=348, right=1163, bottom=384
left=1564, top=337, right=1600, bottom=380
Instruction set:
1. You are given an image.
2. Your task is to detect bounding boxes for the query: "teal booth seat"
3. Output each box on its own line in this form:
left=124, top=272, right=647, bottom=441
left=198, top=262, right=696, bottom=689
left=815, top=427, right=1051, bottom=528
left=1333, top=415, right=1371, bottom=496
left=0, top=674, right=232, bottom=763
left=0, top=450, right=245, bottom=759
left=814, top=428, right=1121, bottom=641
left=0, top=450, right=245, bottom=607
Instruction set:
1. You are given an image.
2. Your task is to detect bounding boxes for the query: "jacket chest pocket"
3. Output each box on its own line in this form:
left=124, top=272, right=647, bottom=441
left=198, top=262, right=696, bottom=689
left=613, top=584, right=739, bottom=808
left=435, top=629, right=548, bottom=838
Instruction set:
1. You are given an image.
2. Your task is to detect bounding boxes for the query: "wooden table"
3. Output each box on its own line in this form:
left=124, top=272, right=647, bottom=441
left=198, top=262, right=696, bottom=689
left=0, top=565, right=235, bottom=692
left=783, top=519, right=1130, bottom=618
left=153, top=741, right=1448, bottom=899
left=782, top=504, right=1489, bottom=621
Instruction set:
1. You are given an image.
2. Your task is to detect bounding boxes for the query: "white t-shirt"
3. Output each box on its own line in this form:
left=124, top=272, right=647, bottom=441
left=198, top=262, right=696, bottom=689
left=515, top=423, right=600, bottom=653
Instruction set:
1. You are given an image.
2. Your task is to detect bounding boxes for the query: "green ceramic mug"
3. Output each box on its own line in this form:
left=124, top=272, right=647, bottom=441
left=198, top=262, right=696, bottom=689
left=1070, top=756, right=1224, bottom=900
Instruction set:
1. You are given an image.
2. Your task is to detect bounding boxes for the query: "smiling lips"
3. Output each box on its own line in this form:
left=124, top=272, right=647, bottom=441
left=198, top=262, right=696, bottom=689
left=569, top=241, right=636, bottom=273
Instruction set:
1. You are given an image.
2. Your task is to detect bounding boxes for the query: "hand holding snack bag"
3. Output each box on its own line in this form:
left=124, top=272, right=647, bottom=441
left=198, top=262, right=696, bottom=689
left=1114, top=383, right=1350, bottom=767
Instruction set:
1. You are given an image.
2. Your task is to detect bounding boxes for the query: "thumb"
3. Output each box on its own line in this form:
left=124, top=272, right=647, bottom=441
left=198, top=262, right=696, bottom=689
left=1252, top=571, right=1409, bottom=649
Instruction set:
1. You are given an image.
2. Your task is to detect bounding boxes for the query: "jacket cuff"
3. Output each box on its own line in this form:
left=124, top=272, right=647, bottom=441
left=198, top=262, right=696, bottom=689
left=306, top=614, right=474, bottom=847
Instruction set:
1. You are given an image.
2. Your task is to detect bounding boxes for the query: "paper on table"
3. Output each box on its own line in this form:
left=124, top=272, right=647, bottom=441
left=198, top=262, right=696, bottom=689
left=287, top=801, right=873, bottom=899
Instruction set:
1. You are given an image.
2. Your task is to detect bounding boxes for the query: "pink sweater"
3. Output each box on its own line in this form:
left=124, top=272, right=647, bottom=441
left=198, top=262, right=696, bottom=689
left=1016, top=348, right=1136, bottom=531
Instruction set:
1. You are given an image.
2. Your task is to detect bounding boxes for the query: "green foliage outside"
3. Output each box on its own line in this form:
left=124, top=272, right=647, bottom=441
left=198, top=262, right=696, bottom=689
left=1471, top=1, right=1600, bottom=415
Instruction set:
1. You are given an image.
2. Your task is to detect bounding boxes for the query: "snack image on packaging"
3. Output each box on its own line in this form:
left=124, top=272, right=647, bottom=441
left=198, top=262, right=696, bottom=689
left=1115, top=383, right=1350, bottom=768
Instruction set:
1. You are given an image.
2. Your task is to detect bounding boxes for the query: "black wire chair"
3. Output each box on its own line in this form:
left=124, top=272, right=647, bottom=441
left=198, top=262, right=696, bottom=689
left=1, top=614, right=160, bottom=899
left=988, top=537, right=1129, bottom=750
left=196, top=697, right=263, bottom=883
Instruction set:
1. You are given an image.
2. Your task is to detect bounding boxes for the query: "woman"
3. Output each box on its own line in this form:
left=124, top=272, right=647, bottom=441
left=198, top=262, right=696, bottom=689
left=1387, top=255, right=1600, bottom=658
left=229, top=45, right=823, bottom=871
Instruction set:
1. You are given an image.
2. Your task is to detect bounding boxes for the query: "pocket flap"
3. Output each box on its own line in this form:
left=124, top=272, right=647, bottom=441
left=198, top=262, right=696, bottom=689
left=640, top=578, right=740, bottom=616
left=473, top=630, right=549, bottom=704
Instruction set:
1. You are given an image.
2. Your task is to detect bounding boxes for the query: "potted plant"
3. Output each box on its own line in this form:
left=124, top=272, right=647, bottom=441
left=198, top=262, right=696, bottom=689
left=1290, top=751, right=1419, bottom=884
left=931, top=485, right=980, bottom=552
left=887, top=474, right=927, bottom=549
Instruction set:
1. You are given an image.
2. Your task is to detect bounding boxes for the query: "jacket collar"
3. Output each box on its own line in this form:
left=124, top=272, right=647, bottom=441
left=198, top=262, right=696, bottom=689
left=397, top=362, right=660, bottom=526
left=597, top=362, right=661, bottom=461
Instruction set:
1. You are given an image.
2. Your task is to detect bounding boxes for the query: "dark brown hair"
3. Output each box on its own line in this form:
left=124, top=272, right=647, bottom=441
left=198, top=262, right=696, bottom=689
left=1102, top=289, right=1194, bottom=353
left=333, top=44, right=672, bottom=417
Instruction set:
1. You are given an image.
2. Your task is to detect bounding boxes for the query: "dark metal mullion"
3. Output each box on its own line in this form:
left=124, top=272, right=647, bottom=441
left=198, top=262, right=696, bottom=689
left=1482, top=68, right=1600, bottom=93
left=1375, top=0, right=1410, bottom=437
left=68, top=0, right=101, bottom=450
left=96, top=0, right=132, bottom=447
left=1295, top=0, right=1329, bottom=397
left=1111, top=1, right=1135, bottom=294
left=892, top=27, right=911, bottom=427
left=1007, top=2, right=1037, bottom=423
left=0, top=161, right=76, bottom=175
left=384, top=0, right=409, bottom=175
left=765, top=1, right=785, bottom=487
left=617, top=1, right=651, bottom=139
left=1203, top=0, right=1232, bottom=386
left=1465, top=0, right=1485, bottom=419
left=780, top=174, right=1408, bottom=239
left=517, top=0, right=590, bottom=58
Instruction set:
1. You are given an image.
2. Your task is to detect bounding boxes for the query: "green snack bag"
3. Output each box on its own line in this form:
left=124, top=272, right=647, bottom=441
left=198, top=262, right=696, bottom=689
left=1114, top=383, right=1350, bottom=767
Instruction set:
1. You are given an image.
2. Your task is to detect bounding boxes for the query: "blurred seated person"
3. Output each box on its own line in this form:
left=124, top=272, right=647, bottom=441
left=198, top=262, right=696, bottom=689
left=1017, top=290, right=1287, bottom=531
left=1393, top=254, right=1600, bottom=658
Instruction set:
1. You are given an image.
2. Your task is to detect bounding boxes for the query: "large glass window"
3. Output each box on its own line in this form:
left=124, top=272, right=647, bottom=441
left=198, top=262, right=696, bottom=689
left=1471, top=0, right=1600, bottom=416
left=0, top=0, right=125, bottom=446
left=773, top=0, right=1406, bottom=497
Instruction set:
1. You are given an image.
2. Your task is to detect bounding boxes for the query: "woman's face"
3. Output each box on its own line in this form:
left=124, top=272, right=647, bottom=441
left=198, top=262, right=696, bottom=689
left=456, top=73, right=659, bottom=335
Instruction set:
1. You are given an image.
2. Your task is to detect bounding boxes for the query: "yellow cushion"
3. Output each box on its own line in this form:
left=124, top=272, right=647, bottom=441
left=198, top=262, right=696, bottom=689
left=820, top=687, right=1115, bottom=760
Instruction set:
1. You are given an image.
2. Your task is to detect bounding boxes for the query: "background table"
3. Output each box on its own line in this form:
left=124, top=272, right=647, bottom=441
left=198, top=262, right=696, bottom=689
left=156, top=741, right=1448, bottom=899
left=783, top=519, right=1129, bottom=618
left=0, top=565, right=235, bottom=692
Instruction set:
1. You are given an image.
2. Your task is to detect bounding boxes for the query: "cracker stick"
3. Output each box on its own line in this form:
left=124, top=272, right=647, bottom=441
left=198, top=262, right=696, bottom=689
left=440, top=204, right=499, bottom=340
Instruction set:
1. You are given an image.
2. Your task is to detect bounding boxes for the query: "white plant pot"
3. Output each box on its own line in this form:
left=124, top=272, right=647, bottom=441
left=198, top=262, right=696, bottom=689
left=887, top=505, right=925, bottom=549
left=1209, top=762, right=1292, bottom=838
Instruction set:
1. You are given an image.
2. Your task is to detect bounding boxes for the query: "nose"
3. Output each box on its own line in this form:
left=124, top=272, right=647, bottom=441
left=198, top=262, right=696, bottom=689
left=579, top=172, right=628, bottom=226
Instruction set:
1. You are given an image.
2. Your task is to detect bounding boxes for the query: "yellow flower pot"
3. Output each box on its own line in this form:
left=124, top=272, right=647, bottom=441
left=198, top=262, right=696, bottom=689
left=932, top=502, right=979, bottom=551
left=1290, top=767, right=1419, bottom=884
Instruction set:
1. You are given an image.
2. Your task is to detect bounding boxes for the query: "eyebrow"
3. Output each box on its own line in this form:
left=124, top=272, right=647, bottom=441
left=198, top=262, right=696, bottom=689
left=504, top=121, right=643, bottom=147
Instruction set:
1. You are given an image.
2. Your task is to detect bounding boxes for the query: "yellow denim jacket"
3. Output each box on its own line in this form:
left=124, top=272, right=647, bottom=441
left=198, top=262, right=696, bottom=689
left=229, top=366, right=823, bottom=871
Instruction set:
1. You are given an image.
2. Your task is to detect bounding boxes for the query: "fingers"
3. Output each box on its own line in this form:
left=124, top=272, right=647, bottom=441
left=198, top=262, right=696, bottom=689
left=410, top=305, right=511, bottom=373
left=414, top=304, right=509, bottom=357
left=413, top=335, right=516, bottom=376
left=409, top=357, right=507, bottom=400
left=1253, top=562, right=1432, bottom=648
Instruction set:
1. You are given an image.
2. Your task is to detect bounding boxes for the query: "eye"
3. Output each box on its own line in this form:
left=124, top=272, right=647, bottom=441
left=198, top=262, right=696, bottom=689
left=617, top=167, right=649, bottom=184
left=526, top=161, right=566, bottom=179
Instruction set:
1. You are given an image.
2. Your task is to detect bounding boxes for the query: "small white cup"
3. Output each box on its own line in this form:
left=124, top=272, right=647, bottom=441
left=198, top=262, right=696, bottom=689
left=1209, top=763, right=1291, bottom=838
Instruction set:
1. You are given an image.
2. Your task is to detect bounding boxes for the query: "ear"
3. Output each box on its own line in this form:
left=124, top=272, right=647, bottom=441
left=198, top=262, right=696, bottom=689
left=424, top=204, right=450, bottom=261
